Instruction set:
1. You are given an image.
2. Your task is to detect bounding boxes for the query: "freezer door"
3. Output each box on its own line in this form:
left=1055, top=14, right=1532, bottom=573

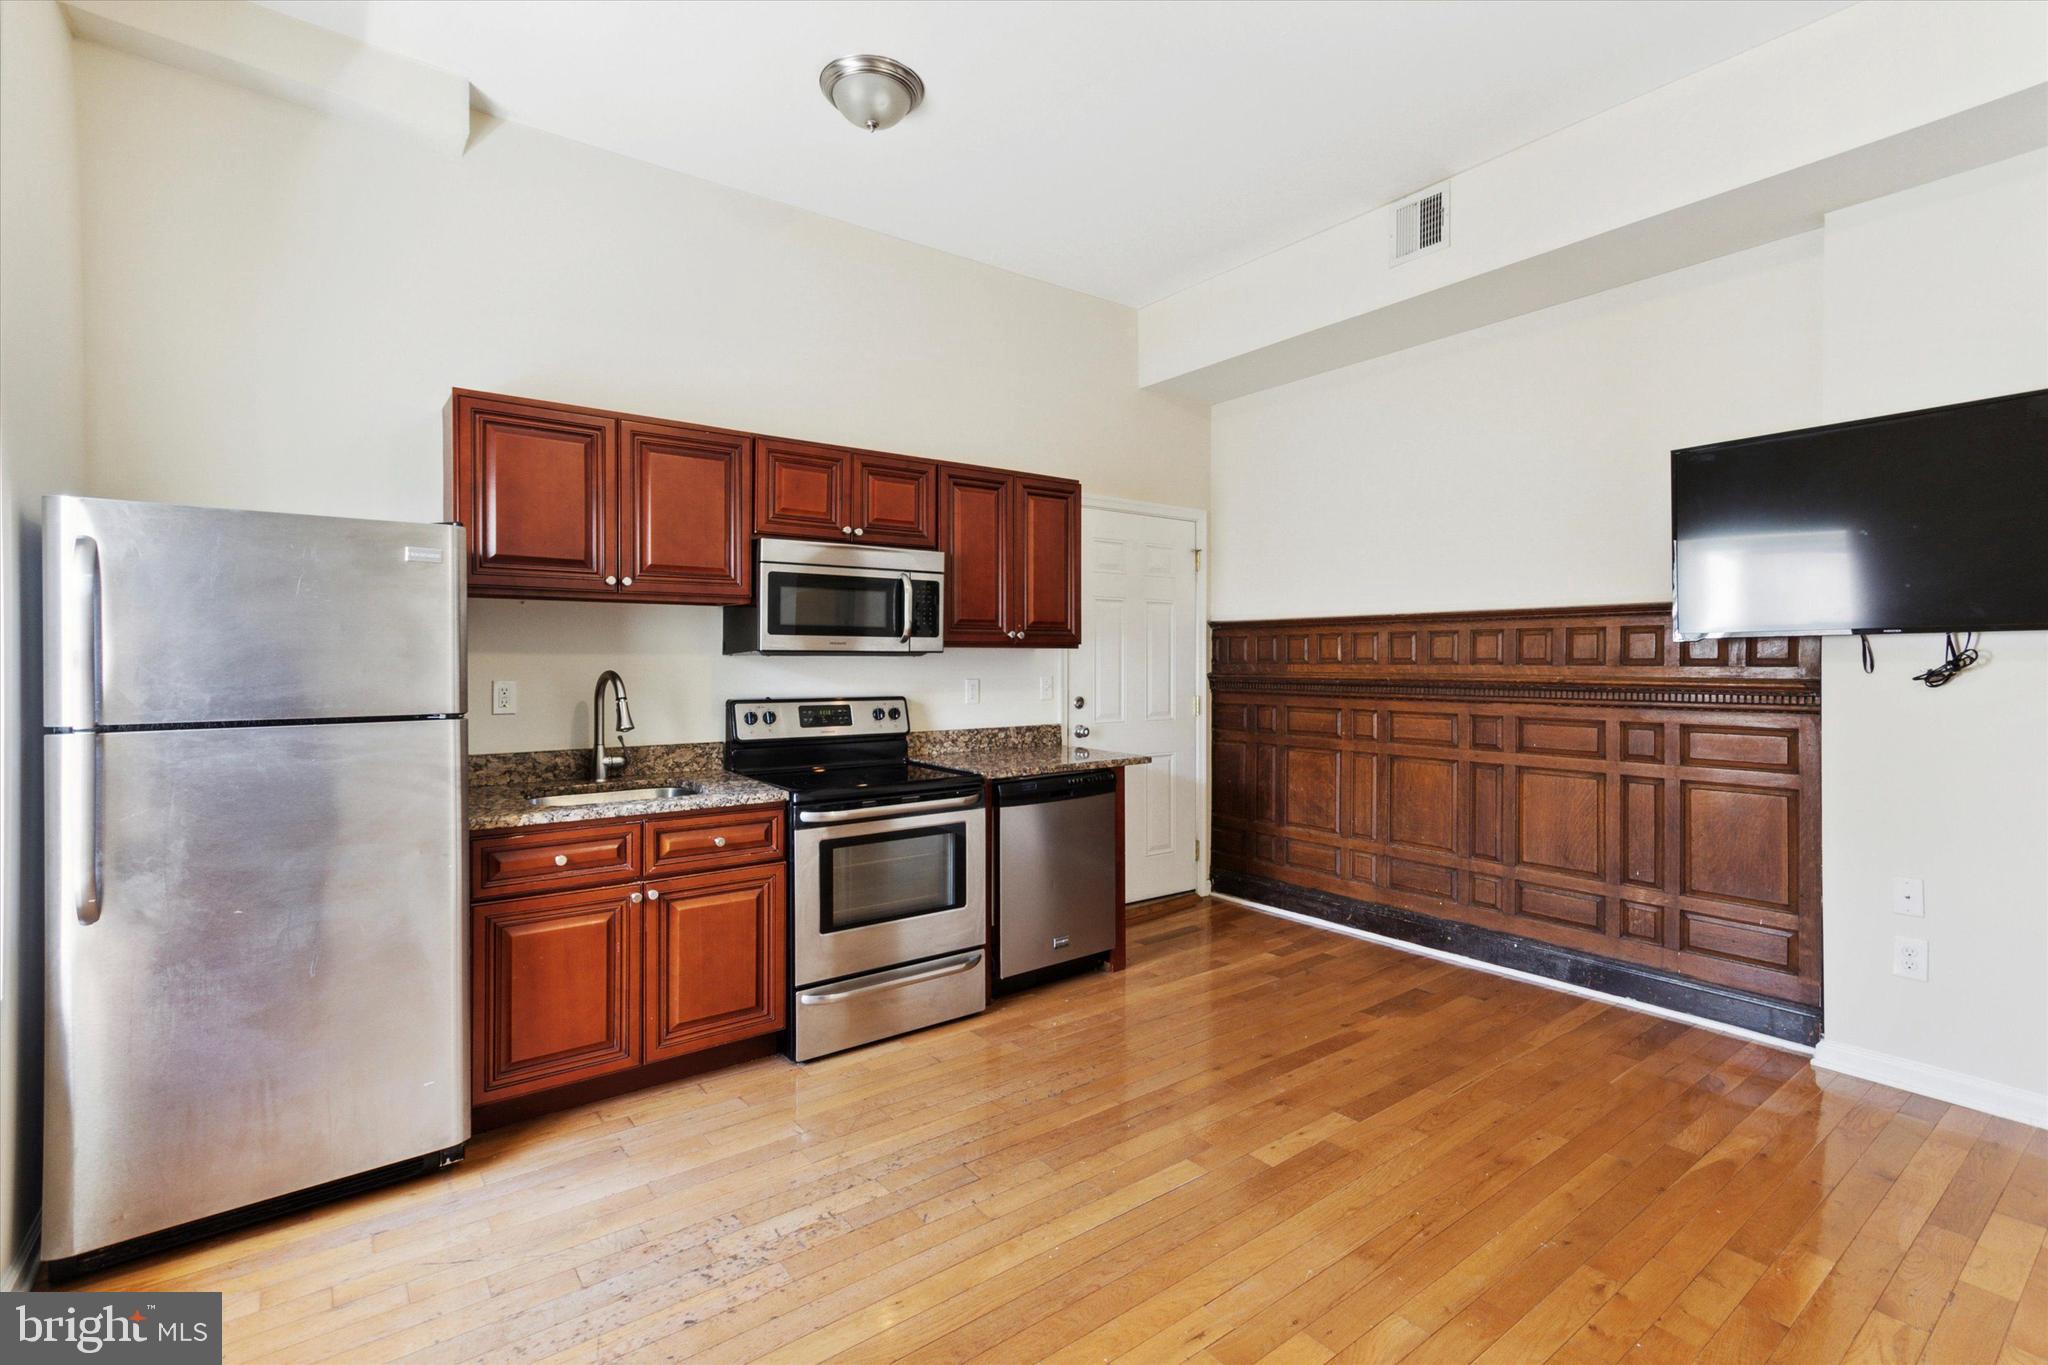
left=44, top=495, right=464, bottom=729
left=43, top=720, right=468, bottom=1261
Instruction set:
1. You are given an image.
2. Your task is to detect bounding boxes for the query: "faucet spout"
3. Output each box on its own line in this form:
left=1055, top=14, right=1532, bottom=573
left=592, top=670, right=632, bottom=781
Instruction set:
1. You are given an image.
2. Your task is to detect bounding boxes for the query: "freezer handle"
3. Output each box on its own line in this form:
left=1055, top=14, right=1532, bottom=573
left=61, top=535, right=103, bottom=725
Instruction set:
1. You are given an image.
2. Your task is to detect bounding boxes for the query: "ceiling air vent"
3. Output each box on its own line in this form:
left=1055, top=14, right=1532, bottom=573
left=1392, top=183, right=1449, bottom=263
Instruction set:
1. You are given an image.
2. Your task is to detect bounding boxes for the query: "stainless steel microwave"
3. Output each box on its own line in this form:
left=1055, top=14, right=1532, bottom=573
left=723, top=538, right=945, bottom=654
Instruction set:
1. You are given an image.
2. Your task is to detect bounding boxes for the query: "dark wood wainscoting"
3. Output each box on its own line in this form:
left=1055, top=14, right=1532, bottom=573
left=1210, top=603, right=1821, bottom=1042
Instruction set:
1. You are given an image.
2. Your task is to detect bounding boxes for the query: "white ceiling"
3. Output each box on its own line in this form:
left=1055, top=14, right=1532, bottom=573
left=256, top=0, right=1852, bottom=307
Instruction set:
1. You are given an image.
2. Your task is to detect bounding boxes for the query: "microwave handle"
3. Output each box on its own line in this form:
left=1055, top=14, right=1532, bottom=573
left=899, top=573, right=913, bottom=643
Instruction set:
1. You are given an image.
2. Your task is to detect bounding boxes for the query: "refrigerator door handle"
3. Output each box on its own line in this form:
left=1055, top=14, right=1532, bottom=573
left=79, top=735, right=103, bottom=925
left=61, top=535, right=103, bottom=725
left=56, top=733, right=104, bottom=925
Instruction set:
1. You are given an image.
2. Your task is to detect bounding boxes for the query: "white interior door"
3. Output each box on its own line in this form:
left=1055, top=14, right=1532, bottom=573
left=1069, top=505, right=1201, bottom=901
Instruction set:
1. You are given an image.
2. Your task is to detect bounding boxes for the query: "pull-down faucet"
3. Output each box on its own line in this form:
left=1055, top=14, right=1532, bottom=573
left=592, top=670, right=634, bottom=781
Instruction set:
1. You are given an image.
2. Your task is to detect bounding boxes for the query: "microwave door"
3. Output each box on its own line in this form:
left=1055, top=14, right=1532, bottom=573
left=760, top=563, right=912, bottom=653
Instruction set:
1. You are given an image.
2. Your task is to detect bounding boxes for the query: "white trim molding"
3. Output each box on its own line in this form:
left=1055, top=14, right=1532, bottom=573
left=1223, top=893, right=1813, bottom=1058
left=1813, top=1040, right=2048, bottom=1130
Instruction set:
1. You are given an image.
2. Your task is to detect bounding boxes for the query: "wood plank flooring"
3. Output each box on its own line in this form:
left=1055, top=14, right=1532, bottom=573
left=74, top=897, right=2045, bottom=1363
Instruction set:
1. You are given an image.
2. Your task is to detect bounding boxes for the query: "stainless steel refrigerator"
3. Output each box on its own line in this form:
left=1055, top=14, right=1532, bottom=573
left=42, top=496, right=469, bottom=1273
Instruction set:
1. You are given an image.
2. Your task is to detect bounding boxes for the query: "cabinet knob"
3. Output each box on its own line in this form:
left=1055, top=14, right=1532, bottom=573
left=841, top=526, right=853, bottom=536
left=852, top=527, right=865, bottom=537
left=604, top=575, right=617, bottom=586
left=712, top=836, right=727, bottom=847
left=553, top=854, right=568, bottom=866
left=647, top=887, right=661, bottom=900
left=629, top=891, right=643, bottom=904
left=621, top=576, right=633, bottom=587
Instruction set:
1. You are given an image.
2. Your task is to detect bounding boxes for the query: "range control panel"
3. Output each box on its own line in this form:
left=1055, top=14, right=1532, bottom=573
left=728, top=696, right=909, bottom=743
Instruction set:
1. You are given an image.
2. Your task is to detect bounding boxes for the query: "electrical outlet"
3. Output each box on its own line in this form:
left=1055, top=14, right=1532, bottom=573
left=963, top=678, right=980, bottom=704
left=1893, top=876, right=1924, bottom=916
left=1892, top=935, right=1928, bottom=981
left=491, top=680, right=518, bottom=716
left=1038, top=675, right=1053, bottom=701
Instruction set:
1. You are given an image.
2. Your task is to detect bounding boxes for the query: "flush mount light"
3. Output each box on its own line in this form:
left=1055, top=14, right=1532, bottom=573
left=819, top=54, right=924, bottom=133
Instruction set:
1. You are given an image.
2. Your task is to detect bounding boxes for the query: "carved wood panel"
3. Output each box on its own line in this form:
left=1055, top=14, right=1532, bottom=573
left=1211, top=604, right=1821, bottom=1007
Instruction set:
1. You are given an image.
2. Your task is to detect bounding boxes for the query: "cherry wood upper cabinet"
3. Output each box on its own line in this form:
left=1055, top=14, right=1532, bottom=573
left=642, top=864, right=786, bottom=1062
left=852, top=453, right=937, bottom=547
left=453, top=393, right=616, bottom=596
left=756, top=439, right=938, bottom=548
left=1013, top=477, right=1082, bottom=647
left=938, top=466, right=1081, bottom=648
left=754, top=438, right=849, bottom=540
left=472, top=885, right=640, bottom=1104
left=449, top=390, right=750, bottom=604
left=938, top=467, right=1013, bottom=646
left=618, top=420, right=751, bottom=603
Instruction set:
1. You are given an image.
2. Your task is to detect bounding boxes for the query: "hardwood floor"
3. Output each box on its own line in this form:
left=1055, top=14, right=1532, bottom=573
left=75, top=898, right=2045, bottom=1363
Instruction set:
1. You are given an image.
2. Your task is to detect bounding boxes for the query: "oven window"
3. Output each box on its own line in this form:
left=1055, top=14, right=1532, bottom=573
left=767, top=571, right=902, bottom=638
left=821, top=823, right=966, bottom=931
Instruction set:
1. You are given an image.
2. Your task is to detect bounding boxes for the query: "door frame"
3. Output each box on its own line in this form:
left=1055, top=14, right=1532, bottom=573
left=1061, top=495, right=1212, bottom=897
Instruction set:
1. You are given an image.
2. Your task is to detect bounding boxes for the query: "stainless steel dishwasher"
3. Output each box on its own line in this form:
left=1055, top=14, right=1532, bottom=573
left=995, top=768, right=1119, bottom=980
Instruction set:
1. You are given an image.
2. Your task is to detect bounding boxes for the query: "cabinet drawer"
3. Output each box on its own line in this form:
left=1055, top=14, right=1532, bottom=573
left=472, top=821, right=641, bottom=900
left=644, top=805, right=785, bottom=875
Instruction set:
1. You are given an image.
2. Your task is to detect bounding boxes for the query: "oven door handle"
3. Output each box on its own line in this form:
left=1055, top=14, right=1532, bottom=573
left=797, top=793, right=981, bottom=824
left=899, top=572, right=913, bottom=643
left=798, top=951, right=983, bottom=1005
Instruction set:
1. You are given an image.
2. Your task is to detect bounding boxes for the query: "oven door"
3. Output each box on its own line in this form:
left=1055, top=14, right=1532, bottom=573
left=793, top=797, right=986, bottom=985
left=759, top=562, right=940, bottom=653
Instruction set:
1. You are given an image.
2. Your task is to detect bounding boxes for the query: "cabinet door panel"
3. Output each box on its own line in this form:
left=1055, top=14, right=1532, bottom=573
left=644, top=865, right=786, bottom=1060
left=755, top=438, right=851, bottom=539
left=939, top=468, right=1013, bottom=645
left=473, top=886, right=639, bottom=1103
left=619, top=421, right=751, bottom=602
left=1013, top=477, right=1082, bottom=647
left=853, top=454, right=937, bottom=547
left=456, top=395, right=616, bottom=595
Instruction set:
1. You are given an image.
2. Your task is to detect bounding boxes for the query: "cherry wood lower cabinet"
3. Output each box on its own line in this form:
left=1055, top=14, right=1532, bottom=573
left=470, top=805, right=787, bottom=1108
left=1211, top=604, right=1823, bottom=1032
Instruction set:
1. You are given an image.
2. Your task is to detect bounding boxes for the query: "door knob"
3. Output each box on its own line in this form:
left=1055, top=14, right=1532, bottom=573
left=1073, top=696, right=1085, bottom=709
left=1073, top=724, right=1091, bottom=739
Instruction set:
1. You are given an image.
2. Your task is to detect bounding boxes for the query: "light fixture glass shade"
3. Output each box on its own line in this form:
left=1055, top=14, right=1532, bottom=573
left=819, top=55, right=924, bottom=132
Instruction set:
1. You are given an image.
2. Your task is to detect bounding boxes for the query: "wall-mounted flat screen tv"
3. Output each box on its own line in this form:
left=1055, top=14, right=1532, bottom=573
left=1672, top=389, right=2047, bottom=641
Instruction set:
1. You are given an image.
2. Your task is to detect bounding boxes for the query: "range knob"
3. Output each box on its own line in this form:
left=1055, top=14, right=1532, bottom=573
left=762, top=710, right=778, bottom=725
left=888, top=706, right=901, bottom=720
left=872, top=707, right=886, bottom=721
left=741, top=710, right=758, bottom=726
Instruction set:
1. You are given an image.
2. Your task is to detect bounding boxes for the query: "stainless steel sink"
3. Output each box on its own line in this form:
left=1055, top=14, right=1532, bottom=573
left=526, top=783, right=699, bottom=808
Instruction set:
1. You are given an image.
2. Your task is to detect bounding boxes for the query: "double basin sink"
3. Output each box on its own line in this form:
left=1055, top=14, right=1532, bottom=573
left=526, top=783, right=700, bottom=808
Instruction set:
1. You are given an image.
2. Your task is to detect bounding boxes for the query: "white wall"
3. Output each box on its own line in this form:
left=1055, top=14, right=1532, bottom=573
left=1812, top=151, right=2048, bottom=1124
left=1210, top=232, right=1823, bottom=619
left=0, top=0, right=90, bottom=1285
left=1210, top=152, right=2048, bottom=1125
left=69, top=40, right=1208, bottom=752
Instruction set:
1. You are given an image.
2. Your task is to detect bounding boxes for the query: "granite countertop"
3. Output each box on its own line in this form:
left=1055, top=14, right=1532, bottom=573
left=467, top=742, right=786, bottom=832
left=907, top=726, right=1150, bottom=781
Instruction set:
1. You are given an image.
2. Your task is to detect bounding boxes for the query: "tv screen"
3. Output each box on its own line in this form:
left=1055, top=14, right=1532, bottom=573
left=1672, top=389, right=2048, bottom=640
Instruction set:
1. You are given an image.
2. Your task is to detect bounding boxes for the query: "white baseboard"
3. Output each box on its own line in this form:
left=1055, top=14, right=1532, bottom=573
left=5, top=1211, right=39, bottom=1292
left=1219, top=893, right=1813, bottom=1058
left=1812, top=1040, right=2048, bottom=1129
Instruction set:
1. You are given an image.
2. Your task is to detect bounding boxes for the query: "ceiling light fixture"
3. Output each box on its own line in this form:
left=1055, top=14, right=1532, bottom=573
left=818, top=54, right=924, bottom=133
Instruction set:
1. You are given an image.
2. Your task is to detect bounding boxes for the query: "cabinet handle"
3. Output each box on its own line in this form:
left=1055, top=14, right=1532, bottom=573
left=712, top=836, right=727, bottom=847
left=553, top=854, right=568, bottom=866
left=621, top=576, right=633, bottom=587
left=630, top=891, right=643, bottom=904
left=604, top=575, right=617, bottom=586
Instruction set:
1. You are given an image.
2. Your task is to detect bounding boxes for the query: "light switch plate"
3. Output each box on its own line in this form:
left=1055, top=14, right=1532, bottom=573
left=963, top=678, right=980, bottom=704
left=1893, top=936, right=1928, bottom=981
left=1893, top=876, right=1924, bottom=916
left=491, top=680, right=518, bottom=716
left=1038, top=675, right=1053, bottom=701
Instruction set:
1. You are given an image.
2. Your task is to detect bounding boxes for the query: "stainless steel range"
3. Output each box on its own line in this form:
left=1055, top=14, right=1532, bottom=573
left=725, top=697, right=986, bottom=1061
